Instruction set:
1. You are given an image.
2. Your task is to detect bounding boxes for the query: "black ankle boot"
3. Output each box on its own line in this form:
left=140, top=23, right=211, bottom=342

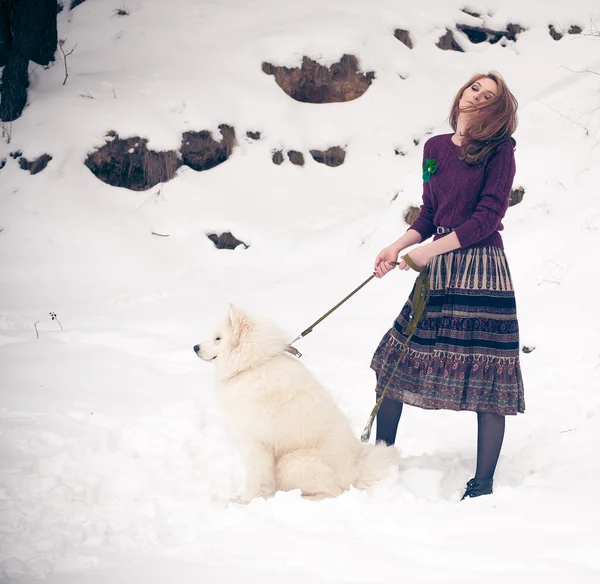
left=461, top=478, right=493, bottom=500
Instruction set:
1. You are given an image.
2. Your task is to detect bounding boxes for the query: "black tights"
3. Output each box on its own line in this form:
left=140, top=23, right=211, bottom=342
left=375, top=394, right=403, bottom=446
left=475, top=412, right=505, bottom=480
left=375, top=395, right=505, bottom=480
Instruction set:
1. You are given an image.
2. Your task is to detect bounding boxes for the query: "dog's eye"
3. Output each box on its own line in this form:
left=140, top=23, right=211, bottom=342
left=215, top=337, right=221, bottom=342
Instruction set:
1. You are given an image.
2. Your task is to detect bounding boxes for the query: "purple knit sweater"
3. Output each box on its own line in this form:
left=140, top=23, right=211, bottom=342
left=410, top=133, right=516, bottom=249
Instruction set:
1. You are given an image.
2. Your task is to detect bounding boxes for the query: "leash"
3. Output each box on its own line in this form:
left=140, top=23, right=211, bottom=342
left=284, top=268, right=386, bottom=358
left=360, top=258, right=430, bottom=442
left=284, top=254, right=431, bottom=442
left=288, top=273, right=386, bottom=349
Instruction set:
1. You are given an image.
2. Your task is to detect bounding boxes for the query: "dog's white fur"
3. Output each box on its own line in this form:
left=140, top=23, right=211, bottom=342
left=195, top=304, right=398, bottom=503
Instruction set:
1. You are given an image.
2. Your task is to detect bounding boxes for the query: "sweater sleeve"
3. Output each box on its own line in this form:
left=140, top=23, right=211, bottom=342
left=409, top=140, right=437, bottom=242
left=454, top=141, right=516, bottom=248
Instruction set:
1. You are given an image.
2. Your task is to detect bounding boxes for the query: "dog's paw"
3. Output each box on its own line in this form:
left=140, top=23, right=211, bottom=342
left=302, top=492, right=331, bottom=501
left=234, top=487, right=275, bottom=504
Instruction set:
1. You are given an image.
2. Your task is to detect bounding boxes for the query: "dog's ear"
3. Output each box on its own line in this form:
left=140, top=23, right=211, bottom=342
left=227, top=304, right=240, bottom=328
left=227, top=304, right=252, bottom=350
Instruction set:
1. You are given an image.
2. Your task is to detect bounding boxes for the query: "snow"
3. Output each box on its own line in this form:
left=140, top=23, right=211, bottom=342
left=1, top=0, right=600, bottom=582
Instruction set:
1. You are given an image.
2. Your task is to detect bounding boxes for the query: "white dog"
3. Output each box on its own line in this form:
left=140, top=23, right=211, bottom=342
left=194, top=305, right=398, bottom=503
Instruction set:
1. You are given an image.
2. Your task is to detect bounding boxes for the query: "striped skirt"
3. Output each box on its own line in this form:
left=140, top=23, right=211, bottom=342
left=370, top=246, right=525, bottom=415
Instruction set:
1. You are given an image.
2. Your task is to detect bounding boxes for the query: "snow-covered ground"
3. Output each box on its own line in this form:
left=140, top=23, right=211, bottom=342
left=1, top=0, right=600, bottom=582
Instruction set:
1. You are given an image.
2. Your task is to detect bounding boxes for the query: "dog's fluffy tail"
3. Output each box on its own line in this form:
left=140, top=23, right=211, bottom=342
left=354, top=442, right=399, bottom=489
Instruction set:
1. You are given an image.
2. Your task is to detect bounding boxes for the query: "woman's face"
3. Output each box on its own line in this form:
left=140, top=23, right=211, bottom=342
left=459, top=77, right=498, bottom=115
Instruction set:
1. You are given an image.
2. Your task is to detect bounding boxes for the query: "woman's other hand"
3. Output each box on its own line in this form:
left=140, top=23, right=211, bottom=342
left=397, top=246, right=432, bottom=271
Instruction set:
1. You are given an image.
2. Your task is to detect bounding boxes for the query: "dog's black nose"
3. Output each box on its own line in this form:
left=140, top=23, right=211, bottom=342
left=193, top=344, right=200, bottom=353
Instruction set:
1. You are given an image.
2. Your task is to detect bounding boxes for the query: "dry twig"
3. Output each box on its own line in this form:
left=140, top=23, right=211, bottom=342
left=59, top=39, right=78, bottom=86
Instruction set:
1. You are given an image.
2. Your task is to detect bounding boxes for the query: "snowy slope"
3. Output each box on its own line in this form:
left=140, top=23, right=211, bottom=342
left=1, top=0, right=600, bottom=582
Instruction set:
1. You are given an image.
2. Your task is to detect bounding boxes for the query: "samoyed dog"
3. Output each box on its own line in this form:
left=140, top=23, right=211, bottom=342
left=194, top=305, right=398, bottom=503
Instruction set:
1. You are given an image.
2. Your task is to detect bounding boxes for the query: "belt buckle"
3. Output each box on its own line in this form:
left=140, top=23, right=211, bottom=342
left=436, top=226, right=445, bottom=234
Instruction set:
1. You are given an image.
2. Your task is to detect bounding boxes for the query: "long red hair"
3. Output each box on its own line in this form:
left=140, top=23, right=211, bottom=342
left=449, top=71, right=518, bottom=165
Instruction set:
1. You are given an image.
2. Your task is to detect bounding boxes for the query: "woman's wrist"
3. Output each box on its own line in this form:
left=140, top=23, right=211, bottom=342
left=417, top=233, right=461, bottom=260
left=390, top=230, right=421, bottom=253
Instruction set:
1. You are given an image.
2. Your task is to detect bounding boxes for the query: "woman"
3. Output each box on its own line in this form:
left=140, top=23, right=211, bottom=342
left=371, top=72, right=524, bottom=500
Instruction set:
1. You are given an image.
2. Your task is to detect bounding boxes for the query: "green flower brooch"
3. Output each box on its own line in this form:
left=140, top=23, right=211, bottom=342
left=422, top=158, right=438, bottom=182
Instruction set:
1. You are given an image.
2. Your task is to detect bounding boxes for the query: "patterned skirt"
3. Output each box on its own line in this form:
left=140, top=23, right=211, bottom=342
left=370, top=246, right=525, bottom=415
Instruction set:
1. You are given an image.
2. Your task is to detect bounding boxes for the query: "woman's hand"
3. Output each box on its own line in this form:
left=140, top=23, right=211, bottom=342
left=374, top=246, right=401, bottom=278
left=397, top=245, right=432, bottom=271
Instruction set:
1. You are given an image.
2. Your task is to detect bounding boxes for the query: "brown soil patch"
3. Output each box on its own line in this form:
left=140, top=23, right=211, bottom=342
left=394, top=29, right=413, bottom=49
left=180, top=124, right=236, bottom=171
left=85, top=133, right=180, bottom=191
left=207, top=232, right=249, bottom=250
left=287, top=151, right=305, bottom=166
left=403, top=205, right=420, bottom=226
left=19, top=154, right=53, bottom=174
left=309, top=146, right=345, bottom=167
left=504, top=24, right=525, bottom=41
left=262, top=54, right=375, bottom=103
left=509, top=186, right=525, bottom=207
left=549, top=24, right=582, bottom=40
left=437, top=29, right=465, bottom=52
left=548, top=24, right=563, bottom=40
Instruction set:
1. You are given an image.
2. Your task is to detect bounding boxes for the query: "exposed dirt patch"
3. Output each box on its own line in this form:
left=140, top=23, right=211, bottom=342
left=262, top=54, right=375, bottom=103
left=309, top=146, right=346, bottom=167
left=404, top=205, right=420, bottom=226
left=457, top=24, right=500, bottom=44
left=207, top=232, right=249, bottom=250
left=456, top=23, right=525, bottom=44
left=505, top=24, right=526, bottom=41
left=272, top=150, right=284, bottom=165
left=439, top=22, right=526, bottom=50
left=19, top=153, right=53, bottom=174
left=509, top=186, right=525, bottom=207
left=548, top=24, right=563, bottom=40
left=180, top=124, right=236, bottom=172
left=548, top=24, right=583, bottom=40
left=287, top=151, right=305, bottom=166
left=394, top=29, right=413, bottom=49
left=246, top=131, right=261, bottom=140
left=437, top=29, right=465, bottom=52
left=85, top=133, right=181, bottom=191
